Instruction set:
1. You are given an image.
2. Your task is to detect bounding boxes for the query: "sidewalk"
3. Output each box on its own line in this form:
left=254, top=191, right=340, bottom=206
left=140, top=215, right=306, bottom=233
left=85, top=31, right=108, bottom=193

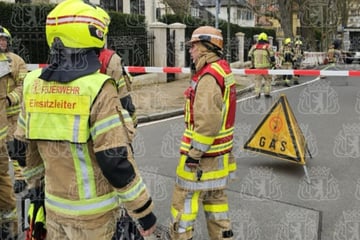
left=131, top=74, right=254, bottom=123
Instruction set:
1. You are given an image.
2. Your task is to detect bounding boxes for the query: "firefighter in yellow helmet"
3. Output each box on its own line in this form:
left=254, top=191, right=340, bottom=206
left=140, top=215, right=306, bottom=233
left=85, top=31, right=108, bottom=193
left=13, top=0, right=156, bottom=239
left=96, top=7, right=137, bottom=127
left=1, top=26, right=28, bottom=193
left=248, top=32, right=275, bottom=99
left=279, top=37, right=295, bottom=86
left=169, top=26, right=237, bottom=240
left=0, top=25, right=28, bottom=239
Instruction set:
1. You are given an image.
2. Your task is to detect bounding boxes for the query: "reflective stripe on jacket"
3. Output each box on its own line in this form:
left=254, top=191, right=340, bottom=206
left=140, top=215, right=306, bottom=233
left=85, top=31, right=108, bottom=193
left=45, top=191, right=118, bottom=216
left=176, top=153, right=236, bottom=189
left=252, top=43, right=273, bottom=68
left=23, top=68, right=113, bottom=143
left=0, top=125, right=7, bottom=141
left=180, top=60, right=236, bottom=157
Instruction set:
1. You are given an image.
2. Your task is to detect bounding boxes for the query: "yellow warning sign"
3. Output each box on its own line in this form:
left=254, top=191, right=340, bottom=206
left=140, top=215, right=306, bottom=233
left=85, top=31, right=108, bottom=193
left=243, top=94, right=307, bottom=165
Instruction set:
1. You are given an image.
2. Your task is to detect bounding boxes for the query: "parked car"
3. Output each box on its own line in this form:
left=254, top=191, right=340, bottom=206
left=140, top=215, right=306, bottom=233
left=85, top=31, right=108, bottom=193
left=343, top=51, right=360, bottom=64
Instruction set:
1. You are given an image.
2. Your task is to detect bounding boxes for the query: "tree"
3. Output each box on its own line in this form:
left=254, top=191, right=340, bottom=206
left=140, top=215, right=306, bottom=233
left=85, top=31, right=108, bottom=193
left=277, top=0, right=293, bottom=38
left=250, top=0, right=344, bottom=51
left=161, top=0, right=192, bottom=16
left=248, top=0, right=294, bottom=38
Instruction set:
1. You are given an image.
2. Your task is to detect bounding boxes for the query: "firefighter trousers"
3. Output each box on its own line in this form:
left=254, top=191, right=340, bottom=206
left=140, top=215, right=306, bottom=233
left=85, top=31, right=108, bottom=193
left=0, top=142, right=17, bottom=239
left=254, top=73, right=272, bottom=95
left=7, top=114, right=25, bottom=181
left=170, top=184, right=233, bottom=240
left=0, top=142, right=16, bottom=211
left=46, top=216, right=117, bottom=240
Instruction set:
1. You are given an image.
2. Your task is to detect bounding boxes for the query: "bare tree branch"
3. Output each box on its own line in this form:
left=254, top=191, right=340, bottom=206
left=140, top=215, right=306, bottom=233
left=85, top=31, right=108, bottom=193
left=161, top=0, right=192, bottom=16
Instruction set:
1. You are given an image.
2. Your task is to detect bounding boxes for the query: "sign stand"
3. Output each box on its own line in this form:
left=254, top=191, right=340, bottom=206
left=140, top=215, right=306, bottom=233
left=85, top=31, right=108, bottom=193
left=303, top=165, right=311, bottom=184
left=244, top=94, right=312, bottom=184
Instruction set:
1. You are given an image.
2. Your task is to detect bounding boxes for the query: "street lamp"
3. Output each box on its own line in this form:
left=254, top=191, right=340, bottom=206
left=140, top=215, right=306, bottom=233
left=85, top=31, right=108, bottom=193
left=227, top=0, right=231, bottom=62
left=215, top=0, right=220, bottom=28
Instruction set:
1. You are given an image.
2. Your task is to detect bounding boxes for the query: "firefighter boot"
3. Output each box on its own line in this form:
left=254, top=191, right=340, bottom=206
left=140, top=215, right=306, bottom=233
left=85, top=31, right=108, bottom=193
left=284, top=78, right=291, bottom=87
left=293, top=76, right=300, bottom=85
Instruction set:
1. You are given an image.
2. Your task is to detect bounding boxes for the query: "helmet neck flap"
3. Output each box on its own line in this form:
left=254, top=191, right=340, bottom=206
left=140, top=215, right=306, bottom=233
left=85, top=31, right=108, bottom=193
left=40, top=38, right=100, bottom=83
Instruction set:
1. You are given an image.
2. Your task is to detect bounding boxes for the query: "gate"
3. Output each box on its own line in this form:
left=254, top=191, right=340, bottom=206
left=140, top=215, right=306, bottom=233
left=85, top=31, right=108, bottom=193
left=166, top=28, right=175, bottom=81
left=107, top=31, right=155, bottom=69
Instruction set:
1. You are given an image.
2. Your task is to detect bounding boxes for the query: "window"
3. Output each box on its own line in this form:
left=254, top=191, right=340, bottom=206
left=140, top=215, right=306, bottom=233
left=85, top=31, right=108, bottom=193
left=130, top=0, right=145, bottom=15
left=190, top=7, right=199, bottom=17
left=100, top=0, right=123, bottom=12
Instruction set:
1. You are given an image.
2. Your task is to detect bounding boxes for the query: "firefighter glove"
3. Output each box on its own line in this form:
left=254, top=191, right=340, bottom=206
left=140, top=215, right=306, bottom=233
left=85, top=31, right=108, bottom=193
left=26, top=187, right=46, bottom=240
left=185, top=156, right=200, bottom=168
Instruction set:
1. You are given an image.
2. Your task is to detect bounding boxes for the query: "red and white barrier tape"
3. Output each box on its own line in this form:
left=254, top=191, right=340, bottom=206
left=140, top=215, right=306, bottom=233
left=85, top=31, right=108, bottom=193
left=26, top=64, right=360, bottom=77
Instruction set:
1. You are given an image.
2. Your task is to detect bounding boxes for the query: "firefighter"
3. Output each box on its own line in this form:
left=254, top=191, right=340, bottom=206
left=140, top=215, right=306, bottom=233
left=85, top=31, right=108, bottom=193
left=293, top=39, right=304, bottom=84
left=327, top=44, right=336, bottom=64
left=96, top=7, right=142, bottom=239
left=97, top=7, right=137, bottom=127
left=279, top=37, right=295, bottom=87
left=12, top=0, right=156, bottom=239
left=0, top=25, right=28, bottom=194
left=248, top=32, right=275, bottom=99
left=0, top=25, right=28, bottom=239
left=169, top=26, right=237, bottom=240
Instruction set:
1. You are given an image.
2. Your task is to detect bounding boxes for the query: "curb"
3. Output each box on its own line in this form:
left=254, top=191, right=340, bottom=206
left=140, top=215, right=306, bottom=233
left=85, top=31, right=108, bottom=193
left=137, top=85, right=254, bottom=124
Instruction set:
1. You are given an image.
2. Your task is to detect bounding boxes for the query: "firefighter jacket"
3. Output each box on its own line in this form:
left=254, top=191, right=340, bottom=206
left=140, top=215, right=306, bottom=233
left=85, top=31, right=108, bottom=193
left=0, top=51, right=26, bottom=143
left=280, top=45, right=295, bottom=64
left=0, top=52, right=27, bottom=116
left=99, top=49, right=137, bottom=125
left=248, top=42, right=275, bottom=69
left=15, top=68, right=155, bottom=229
left=177, top=51, right=237, bottom=190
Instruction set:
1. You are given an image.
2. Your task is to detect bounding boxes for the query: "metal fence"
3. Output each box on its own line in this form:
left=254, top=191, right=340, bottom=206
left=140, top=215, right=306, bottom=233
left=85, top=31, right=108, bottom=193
left=107, top=32, right=154, bottom=67
left=11, top=31, right=48, bottom=64
left=11, top=31, right=155, bottom=67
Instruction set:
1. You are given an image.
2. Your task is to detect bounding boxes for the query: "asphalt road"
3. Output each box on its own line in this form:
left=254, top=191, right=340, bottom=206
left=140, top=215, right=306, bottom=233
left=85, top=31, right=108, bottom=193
left=134, top=65, right=360, bottom=239
left=9, top=64, right=360, bottom=240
